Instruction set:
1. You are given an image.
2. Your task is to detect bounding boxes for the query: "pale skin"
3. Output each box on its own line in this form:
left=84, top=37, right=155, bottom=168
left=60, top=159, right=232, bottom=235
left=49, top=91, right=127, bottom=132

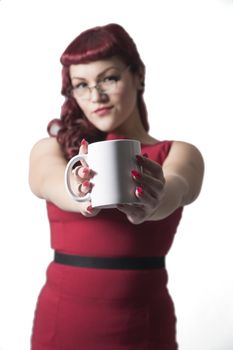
left=29, top=57, right=204, bottom=225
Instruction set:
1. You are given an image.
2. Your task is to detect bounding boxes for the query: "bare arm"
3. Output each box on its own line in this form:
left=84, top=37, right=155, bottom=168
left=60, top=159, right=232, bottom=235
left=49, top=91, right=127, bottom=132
left=29, top=137, right=89, bottom=213
left=117, top=140, right=204, bottom=224
left=149, top=141, right=204, bottom=220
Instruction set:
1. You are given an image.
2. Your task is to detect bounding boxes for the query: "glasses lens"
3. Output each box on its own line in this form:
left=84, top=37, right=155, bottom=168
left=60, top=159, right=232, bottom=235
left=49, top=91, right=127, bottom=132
left=98, top=80, right=117, bottom=93
left=75, top=87, right=89, bottom=99
left=72, top=74, right=122, bottom=100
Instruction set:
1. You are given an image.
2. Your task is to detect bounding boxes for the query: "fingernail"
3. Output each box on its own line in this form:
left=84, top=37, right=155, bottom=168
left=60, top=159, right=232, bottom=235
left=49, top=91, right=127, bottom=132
left=82, top=180, right=90, bottom=187
left=87, top=205, right=93, bottom=213
left=82, top=167, right=90, bottom=176
left=143, top=153, right=149, bottom=158
left=131, top=170, right=141, bottom=179
left=136, top=186, right=143, bottom=196
left=136, top=155, right=143, bottom=165
left=81, top=138, right=88, bottom=146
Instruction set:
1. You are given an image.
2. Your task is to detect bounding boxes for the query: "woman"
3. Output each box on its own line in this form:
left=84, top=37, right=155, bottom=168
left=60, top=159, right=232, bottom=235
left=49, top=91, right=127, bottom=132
left=29, top=23, right=204, bottom=350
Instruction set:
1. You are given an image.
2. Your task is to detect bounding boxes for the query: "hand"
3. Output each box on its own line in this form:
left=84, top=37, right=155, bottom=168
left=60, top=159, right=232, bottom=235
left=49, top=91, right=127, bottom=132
left=117, top=154, right=165, bottom=224
left=71, top=139, right=101, bottom=217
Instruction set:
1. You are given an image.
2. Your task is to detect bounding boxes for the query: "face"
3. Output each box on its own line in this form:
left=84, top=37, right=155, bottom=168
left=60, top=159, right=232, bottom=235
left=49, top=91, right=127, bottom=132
left=69, top=57, right=141, bottom=133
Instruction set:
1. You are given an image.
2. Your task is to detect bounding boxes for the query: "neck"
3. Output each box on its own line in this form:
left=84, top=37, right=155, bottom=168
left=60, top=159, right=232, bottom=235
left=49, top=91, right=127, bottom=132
left=113, top=109, right=153, bottom=143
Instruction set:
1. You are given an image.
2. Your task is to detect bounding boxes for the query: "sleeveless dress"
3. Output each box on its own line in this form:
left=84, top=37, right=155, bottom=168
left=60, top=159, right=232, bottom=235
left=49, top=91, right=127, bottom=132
left=31, top=136, right=183, bottom=350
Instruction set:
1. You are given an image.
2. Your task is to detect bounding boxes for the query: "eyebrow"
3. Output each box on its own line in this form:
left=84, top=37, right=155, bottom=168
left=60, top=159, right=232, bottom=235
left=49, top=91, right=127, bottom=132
left=71, top=65, right=121, bottom=82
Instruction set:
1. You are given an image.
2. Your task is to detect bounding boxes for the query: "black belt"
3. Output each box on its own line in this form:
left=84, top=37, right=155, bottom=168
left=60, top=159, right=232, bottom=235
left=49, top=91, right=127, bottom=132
left=54, top=251, right=165, bottom=270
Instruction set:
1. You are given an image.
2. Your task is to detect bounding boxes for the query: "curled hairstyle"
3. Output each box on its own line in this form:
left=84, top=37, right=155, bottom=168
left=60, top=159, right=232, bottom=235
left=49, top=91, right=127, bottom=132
left=48, top=23, right=149, bottom=160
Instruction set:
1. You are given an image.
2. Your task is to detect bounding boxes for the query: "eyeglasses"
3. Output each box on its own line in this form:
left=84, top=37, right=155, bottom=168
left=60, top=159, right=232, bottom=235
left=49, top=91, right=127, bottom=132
left=71, top=65, right=130, bottom=101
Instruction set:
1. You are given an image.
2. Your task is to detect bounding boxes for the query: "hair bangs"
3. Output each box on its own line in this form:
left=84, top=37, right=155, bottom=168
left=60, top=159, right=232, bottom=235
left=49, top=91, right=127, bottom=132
left=60, top=27, right=123, bottom=66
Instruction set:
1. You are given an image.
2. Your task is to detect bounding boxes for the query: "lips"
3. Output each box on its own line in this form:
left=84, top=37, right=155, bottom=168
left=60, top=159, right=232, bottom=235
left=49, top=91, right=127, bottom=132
left=94, top=106, right=113, bottom=115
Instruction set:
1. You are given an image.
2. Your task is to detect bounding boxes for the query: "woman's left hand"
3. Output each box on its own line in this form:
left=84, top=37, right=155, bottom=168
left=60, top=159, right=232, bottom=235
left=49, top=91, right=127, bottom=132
left=117, top=155, right=165, bottom=224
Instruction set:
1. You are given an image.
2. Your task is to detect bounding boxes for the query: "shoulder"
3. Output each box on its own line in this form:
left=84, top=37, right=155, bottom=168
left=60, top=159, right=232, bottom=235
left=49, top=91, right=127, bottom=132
left=162, top=140, right=205, bottom=204
left=170, top=140, right=202, bottom=152
left=168, top=140, right=204, bottom=164
left=31, top=136, right=59, bottom=149
left=32, top=137, right=60, bottom=151
left=30, top=137, right=62, bottom=157
left=164, top=140, right=204, bottom=190
left=164, top=140, right=204, bottom=170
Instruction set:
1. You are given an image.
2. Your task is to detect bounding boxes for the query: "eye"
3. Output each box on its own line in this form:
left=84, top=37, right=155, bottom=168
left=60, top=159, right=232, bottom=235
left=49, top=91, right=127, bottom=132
left=73, top=82, right=88, bottom=90
left=102, top=75, right=120, bottom=83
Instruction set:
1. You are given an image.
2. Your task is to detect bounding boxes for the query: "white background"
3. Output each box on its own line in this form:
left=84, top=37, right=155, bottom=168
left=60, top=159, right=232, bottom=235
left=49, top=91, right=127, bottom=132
left=0, top=0, right=233, bottom=349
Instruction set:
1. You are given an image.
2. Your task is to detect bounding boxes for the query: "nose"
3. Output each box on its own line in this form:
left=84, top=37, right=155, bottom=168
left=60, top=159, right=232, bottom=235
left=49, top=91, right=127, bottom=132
left=90, top=86, right=108, bottom=103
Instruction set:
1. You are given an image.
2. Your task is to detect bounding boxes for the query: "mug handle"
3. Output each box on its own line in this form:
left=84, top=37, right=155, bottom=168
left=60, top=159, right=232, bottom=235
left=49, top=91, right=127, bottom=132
left=64, top=154, right=91, bottom=202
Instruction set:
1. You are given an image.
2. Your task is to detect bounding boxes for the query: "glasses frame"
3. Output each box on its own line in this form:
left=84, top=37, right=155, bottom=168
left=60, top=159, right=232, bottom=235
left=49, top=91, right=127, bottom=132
left=70, top=65, right=130, bottom=101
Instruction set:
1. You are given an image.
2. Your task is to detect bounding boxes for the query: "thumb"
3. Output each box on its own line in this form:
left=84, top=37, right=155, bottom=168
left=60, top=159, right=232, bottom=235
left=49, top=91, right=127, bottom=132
left=79, top=138, right=88, bottom=154
left=79, top=138, right=88, bottom=167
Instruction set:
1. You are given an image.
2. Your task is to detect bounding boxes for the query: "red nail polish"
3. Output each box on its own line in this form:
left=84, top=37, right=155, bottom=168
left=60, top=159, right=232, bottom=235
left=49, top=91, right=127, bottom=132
left=81, top=138, right=88, bottom=146
left=136, top=186, right=143, bottom=196
left=82, top=167, right=90, bottom=176
left=136, top=155, right=143, bottom=165
left=87, top=205, right=93, bottom=213
left=131, top=170, right=141, bottom=179
left=82, top=180, right=90, bottom=187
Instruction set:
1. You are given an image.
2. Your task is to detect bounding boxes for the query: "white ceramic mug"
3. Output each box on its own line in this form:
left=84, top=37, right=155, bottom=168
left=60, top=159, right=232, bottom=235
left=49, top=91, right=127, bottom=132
left=65, top=139, right=141, bottom=208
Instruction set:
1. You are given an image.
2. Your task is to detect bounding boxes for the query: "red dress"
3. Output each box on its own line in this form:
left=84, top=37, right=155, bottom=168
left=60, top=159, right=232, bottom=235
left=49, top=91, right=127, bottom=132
left=31, top=138, right=183, bottom=350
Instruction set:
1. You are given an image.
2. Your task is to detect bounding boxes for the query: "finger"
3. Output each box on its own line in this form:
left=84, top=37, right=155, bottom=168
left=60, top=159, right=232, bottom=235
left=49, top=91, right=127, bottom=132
left=117, top=203, right=144, bottom=216
left=76, top=180, right=93, bottom=197
left=136, top=155, right=165, bottom=183
left=134, top=186, right=161, bottom=208
left=117, top=204, right=147, bottom=225
left=82, top=203, right=101, bottom=217
left=117, top=203, right=145, bottom=212
left=131, top=170, right=164, bottom=198
left=79, top=139, right=88, bottom=167
left=117, top=189, right=160, bottom=224
left=72, top=165, right=90, bottom=180
left=79, top=138, right=88, bottom=153
left=141, top=176, right=164, bottom=199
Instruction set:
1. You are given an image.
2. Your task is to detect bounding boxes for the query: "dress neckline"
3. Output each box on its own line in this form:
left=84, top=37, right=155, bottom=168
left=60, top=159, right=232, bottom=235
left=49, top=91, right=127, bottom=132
left=105, top=132, right=161, bottom=147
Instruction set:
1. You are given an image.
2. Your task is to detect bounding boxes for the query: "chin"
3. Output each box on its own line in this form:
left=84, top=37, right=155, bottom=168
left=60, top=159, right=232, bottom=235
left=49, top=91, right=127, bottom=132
left=91, top=120, right=120, bottom=133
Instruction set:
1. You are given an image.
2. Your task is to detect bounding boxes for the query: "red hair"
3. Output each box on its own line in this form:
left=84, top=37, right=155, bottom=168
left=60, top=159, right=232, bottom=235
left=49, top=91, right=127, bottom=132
left=48, top=23, right=149, bottom=160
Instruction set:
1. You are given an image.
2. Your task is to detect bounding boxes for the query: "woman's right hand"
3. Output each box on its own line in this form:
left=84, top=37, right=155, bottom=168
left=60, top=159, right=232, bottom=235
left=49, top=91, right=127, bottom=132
left=71, top=139, right=101, bottom=217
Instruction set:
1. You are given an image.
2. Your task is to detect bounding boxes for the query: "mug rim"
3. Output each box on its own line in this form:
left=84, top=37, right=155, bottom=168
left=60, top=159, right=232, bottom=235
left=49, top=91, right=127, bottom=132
left=90, top=139, right=141, bottom=146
